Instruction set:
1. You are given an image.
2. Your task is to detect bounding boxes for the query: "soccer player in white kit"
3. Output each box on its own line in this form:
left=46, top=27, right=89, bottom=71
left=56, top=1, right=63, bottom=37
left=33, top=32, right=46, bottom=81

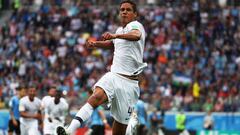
left=43, top=89, right=69, bottom=135
left=41, top=86, right=57, bottom=110
left=57, top=0, right=147, bottom=135
left=42, top=86, right=57, bottom=134
left=19, top=85, right=42, bottom=135
left=41, top=86, right=56, bottom=135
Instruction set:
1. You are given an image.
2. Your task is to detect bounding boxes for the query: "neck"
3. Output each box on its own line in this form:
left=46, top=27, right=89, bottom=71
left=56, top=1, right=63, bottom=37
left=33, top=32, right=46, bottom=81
left=121, top=23, right=127, bottom=27
left=29, top=96, right=34, bottom=102
left=121, top=20, right=136, bottom=27
left=54, top=99, right=60, bottom=104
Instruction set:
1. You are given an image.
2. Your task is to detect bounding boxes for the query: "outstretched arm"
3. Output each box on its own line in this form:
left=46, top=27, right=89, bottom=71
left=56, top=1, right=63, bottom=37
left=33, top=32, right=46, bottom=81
left=86, top=29, right=141, bottom=49
left=86, top=40, right=114, bottom=50
left=20, top=111, right=42, bottom=120
left=102, top=29, right=141, bottom=41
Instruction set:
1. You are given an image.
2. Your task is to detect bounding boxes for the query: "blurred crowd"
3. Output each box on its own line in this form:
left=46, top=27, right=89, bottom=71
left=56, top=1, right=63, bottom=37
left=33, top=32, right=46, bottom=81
left=0, top=0, right=240, bottom=113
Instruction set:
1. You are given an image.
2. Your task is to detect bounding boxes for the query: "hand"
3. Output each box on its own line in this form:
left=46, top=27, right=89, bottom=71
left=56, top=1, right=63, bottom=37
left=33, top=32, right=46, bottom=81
left=33, top=114, right=42, bottom=120
left=102, top=32, right=117, bottom=40
left=85, top=40, right=96, bottom=48
left=48, top=117, right=52, bottom=123
left=104, top=123, right=111, bottom=130
left=55, top=117, right=62, bottom=122
left=12, top=119, right=18, bottom=126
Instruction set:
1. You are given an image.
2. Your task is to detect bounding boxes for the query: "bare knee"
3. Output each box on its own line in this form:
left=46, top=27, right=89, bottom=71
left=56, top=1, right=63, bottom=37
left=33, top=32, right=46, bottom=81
left=87, top=87, right=108, bottom=108
left=87, top=93, right=103, bottom=108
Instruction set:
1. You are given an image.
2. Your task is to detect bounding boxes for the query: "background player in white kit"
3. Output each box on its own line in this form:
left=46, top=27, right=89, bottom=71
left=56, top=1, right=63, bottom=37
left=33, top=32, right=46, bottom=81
left=41, top=86, right=57, bottom=135
left=41, top=86, right=57, bottom=111
left=57, top=0, right=147, bottom=135
left=43, top=89, right=69, bottom=135
left=19, top=85, right=42, bottom=135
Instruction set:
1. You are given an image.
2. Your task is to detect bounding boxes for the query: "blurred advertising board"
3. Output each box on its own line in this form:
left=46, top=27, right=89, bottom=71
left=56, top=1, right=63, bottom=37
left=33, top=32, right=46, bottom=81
left=197, top=130, right=240, bottom=135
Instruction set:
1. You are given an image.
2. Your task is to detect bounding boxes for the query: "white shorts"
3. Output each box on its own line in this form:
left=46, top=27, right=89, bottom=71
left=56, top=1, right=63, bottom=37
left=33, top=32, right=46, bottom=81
left=20, top=121, right=40, bottom=135
left=43, top=119, right=54, bottom=135
left=43, top=118, right=64, bottom=135
left=93, top=72, right=140, bottom=125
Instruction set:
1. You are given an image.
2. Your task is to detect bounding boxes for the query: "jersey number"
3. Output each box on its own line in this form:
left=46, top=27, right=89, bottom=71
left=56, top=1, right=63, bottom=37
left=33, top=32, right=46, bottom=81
left=128, top=107, right=133, bottom=116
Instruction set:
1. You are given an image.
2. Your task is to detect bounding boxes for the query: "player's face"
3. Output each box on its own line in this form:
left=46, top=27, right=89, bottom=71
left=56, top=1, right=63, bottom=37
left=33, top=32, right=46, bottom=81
left=19, top=88, right=26, bottom=98
left=54, top=91, right=62, bottom=104
left=28, top=87, right=36, bottom=101
left=49, top=88, right=56, bottom=97
left=119, top=3, right=137, bottom=26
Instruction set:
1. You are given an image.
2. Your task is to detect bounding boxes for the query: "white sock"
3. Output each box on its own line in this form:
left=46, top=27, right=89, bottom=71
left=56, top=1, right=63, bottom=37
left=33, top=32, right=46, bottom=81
left=67, top=103, right=94, bottom=134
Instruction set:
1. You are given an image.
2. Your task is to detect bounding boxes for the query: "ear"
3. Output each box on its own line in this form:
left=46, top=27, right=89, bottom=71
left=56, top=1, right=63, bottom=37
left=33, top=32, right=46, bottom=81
left=134, top=13, right=137, bottom=18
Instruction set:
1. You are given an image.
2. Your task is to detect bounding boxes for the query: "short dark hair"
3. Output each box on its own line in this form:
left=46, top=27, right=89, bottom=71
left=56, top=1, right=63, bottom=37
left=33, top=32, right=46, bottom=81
left=120, top=0, right=137, bottom=13
left=16, top=86, right=22, bottom=91
left=28, top=83, right=36, bottom=89
left=46, top=85, right=57, bottom=92
left=50, top=85, right=57, bottom=90
left=56, top=89, right=62, bottom=95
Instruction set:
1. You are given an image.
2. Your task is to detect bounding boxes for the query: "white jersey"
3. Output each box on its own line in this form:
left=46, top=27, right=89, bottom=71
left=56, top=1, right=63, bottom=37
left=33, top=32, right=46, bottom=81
left=44, top=97, right=69, bottom=123
left=41, top=95, right=52, bottom=109
left=43, top=97, right=69, bottom=134
left=41, top=96, right=67, bottom=112
left=19, top=96, right=41, bottom=126
left=111, top=20, right=147, bottom=75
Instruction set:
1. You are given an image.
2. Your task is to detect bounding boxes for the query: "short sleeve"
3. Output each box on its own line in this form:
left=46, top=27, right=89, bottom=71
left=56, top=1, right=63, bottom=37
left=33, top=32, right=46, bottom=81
left=127, top=21, right=141, bottom=31
left=19, top=99, right=25, bottom=111
left=63, top=101, right=69, bottom=110
left=37, top=98, right=42, bottom=109
left=8, top=98, right=13, bottom=108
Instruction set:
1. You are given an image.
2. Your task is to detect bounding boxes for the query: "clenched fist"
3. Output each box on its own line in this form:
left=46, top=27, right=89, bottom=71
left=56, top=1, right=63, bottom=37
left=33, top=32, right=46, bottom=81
left=102, top=32, right=117, bottom=40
